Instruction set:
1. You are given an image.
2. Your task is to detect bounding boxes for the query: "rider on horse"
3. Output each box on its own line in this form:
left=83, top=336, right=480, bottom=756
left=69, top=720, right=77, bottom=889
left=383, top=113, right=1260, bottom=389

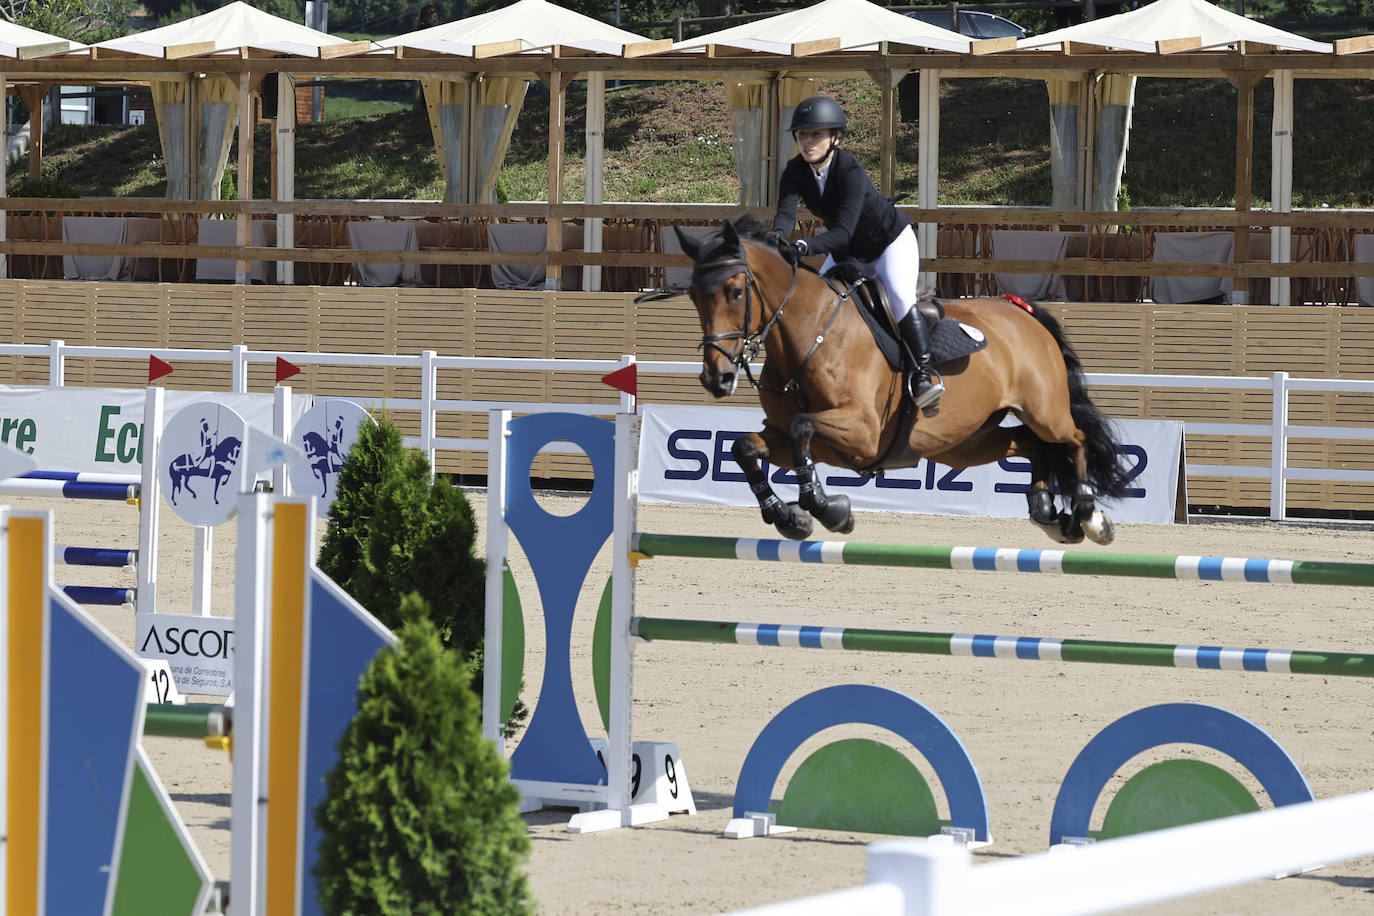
left=765, top=95, right=944, bottom=416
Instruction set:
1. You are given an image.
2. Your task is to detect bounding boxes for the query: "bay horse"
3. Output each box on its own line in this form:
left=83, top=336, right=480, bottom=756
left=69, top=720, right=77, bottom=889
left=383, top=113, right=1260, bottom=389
left=673, top=217, right=1131, bottom=545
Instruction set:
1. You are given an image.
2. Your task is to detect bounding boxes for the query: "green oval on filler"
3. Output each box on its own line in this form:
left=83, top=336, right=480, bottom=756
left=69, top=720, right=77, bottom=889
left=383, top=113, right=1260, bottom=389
left=776, top=738, right=942, bottom=837
left=1099, top=758, right=1261, bottom=840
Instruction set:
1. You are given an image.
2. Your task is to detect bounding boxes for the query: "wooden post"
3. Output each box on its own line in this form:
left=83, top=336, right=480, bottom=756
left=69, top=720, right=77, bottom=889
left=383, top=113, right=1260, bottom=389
left=0, top=75, right=7, bottom=280
left=584, top=71, right=605, bottom=292
left=19, top=85, right=46, bottom=183
left=236, top=72, right=254, bottom=285
left=276, top=73, right=296, bottom=285
left=1228, top=68, right=1266, bottom=304
left=869, top=62, right=906, bottom=198
left=542, top=67, right=570, bottom=291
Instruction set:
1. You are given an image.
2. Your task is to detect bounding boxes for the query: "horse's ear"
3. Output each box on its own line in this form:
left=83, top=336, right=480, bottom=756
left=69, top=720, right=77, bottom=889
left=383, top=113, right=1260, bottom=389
left=721, top=218, right=741, bottom=249
left=672, top=223, right=702, bottom=261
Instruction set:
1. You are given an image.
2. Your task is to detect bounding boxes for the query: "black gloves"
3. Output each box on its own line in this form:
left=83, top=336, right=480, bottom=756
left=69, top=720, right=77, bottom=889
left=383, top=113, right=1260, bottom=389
left=764, top=230, right=807, bottom=265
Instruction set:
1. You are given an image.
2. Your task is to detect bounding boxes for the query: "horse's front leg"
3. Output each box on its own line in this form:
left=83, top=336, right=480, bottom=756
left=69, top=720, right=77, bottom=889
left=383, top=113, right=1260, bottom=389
left=732, top=432, right=812, bottom=540
left=789, top=415, right=855, bottom=535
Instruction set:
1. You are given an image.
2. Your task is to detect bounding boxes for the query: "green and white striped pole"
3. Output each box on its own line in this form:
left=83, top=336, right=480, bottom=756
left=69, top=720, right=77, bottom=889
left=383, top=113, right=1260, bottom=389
left=633, top=533, right=1374, bottom=588
left=631, top=617, right=1374, bottom=678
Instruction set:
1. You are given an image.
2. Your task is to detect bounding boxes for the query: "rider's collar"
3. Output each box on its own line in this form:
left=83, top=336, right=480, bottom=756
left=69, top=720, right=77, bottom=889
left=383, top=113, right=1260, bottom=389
left=810, top=154, right=834, bottom=192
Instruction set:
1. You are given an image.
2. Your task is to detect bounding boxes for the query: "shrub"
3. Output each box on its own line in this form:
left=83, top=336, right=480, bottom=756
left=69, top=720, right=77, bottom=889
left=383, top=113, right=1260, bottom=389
left=313, top=602, right=533, bottom=915
left=318, top=417, right=487, bottom=659
left=8, top=176, right=79, bottom=199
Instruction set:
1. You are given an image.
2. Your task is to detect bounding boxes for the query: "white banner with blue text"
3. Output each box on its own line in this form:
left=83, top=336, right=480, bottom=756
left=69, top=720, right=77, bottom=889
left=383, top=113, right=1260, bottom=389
left=0, top=386, right=310, bottom=475
left=638, top=404, right=1183, bottom=524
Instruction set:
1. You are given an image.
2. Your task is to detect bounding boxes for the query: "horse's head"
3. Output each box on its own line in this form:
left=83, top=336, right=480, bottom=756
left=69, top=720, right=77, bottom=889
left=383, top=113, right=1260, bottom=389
left=678, top=216, right=791, bottom=399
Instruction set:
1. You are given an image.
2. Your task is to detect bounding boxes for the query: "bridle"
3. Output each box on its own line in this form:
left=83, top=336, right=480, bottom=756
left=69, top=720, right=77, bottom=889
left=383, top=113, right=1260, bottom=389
left=695, top=240, right=849, bottom=405
left=696, top=248, right=799, bottom=392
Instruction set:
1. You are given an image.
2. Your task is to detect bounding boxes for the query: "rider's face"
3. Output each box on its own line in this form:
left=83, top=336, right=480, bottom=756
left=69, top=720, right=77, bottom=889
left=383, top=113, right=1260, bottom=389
left=795, top=129, right=836, bottom=166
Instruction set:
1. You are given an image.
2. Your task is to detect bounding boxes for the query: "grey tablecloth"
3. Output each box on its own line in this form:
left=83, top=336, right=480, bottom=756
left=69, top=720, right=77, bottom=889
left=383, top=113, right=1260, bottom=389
left=62, top=216, right=128, bottom=281
left=991, top=229, right=1068, bottom=301
left=1151, top=231, right=1235, bottom=305
left=348, top=221, right=421, bottom=287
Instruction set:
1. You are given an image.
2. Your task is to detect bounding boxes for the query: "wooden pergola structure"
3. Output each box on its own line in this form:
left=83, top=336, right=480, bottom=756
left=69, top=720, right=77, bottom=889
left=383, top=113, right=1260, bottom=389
left=1, top=24, right=1373, bottom=293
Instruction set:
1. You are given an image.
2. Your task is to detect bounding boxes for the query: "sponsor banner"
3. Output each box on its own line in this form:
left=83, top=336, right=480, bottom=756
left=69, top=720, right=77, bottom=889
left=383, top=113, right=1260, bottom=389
left=0, top=386, right=311, bottom=475
left=135, top=613, right=234, bottom=697
left=639, top=404, right=1183, bottom=524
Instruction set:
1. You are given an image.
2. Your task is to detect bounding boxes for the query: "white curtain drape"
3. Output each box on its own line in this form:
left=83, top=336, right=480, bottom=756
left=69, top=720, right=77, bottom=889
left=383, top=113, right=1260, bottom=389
left=727, top=77, right=813, bottom=207
left=1047, top=77, right=1083, bottom=210
left=152, top=79, right=190, bottom=199
left=198, top=75, right=239, bottom=201
left=151, top=75, right=239, bottom=200
left=421, top=76, right=527, bottom=204
left=1093, top=73, right=1136, bottom=211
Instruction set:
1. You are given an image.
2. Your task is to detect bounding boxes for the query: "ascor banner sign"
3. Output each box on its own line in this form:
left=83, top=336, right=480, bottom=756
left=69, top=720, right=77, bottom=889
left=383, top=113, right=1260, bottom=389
left=639, top=404, right=1183, bottom=525
left=0, top=386, right=310, bottom=475
left=135, top=613, right=234, bottom=697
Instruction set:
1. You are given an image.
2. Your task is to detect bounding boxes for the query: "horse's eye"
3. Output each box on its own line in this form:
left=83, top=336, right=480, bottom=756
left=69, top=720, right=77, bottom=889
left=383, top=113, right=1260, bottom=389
left=728, top=286, right=744, bottom=302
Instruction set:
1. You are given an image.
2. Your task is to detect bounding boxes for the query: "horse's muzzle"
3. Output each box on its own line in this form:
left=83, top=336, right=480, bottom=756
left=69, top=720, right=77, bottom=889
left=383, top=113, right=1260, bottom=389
left=700, top=367, right=738, bottom=399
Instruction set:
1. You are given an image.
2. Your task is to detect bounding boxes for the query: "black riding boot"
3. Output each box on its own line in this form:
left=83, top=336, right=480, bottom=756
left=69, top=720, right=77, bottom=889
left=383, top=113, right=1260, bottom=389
left=897, top=309, right=944, bottom=415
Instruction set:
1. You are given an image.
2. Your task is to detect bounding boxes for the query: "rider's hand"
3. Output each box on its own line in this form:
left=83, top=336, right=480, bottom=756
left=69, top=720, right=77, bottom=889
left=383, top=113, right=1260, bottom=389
left=780, top=239, right=807, bottom=265
left=763, top=229, right=789, bottom=250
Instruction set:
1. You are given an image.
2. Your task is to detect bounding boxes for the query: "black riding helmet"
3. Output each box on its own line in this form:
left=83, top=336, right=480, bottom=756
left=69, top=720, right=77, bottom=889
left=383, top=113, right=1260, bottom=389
left=789, top=96, right=847, bottom=134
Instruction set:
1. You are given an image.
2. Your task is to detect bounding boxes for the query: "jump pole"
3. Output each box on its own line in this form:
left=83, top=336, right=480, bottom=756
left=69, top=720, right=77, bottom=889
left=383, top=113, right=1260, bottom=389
left=633, top=533, right=1374, bottom=588
left=631, top=618, right=1374, bottom=679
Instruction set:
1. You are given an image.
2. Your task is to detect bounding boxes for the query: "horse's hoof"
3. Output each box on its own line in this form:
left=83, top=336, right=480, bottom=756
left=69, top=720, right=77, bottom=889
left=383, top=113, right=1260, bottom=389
left=814, top=494, right=854, bottom=534
left=1083, top=511, right=1116, bottom=546
left=772, top=502, right=813, bottom=540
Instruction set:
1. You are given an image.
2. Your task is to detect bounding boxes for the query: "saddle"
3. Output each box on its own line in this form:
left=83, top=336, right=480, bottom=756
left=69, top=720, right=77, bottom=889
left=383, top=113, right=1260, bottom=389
left=823, top=261, right=988, bottom=372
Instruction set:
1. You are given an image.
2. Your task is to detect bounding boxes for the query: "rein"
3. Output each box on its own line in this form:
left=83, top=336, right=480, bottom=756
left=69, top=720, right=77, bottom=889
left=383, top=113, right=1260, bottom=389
left=697, top=247, right=854, bottom=408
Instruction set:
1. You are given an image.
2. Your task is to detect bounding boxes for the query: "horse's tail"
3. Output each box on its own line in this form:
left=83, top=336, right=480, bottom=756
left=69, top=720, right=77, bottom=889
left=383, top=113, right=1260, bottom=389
left=1028, top=305, right=1132, bottom=501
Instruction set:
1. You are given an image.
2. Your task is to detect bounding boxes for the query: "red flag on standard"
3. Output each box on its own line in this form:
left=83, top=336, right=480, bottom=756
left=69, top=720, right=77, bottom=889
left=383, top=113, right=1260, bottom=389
left=600, top=363, right=637, bottom=398
left=276, top=356, right=302, bottom=384
left=148, top=355, right=174, bottom=384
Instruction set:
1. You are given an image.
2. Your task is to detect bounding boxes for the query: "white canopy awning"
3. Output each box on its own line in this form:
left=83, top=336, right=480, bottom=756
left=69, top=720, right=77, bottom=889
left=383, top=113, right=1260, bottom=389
left=93, top=1, right=373, bottom=58
left=671, top=0, right=970, bottom=55
left=0, top=21, right=79, bottom=59
left=380, top=0, right=651, bottom=57
left=1017, top=0, right=1332, bottom=54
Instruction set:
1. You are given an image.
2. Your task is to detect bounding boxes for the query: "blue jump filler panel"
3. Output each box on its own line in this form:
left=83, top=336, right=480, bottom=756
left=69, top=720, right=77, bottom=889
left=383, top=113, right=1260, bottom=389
left=504, top=413, right=616, bottom=787
left=732, top=683, right=991, bottom=843
left=1048, top=702, right=1314, bottom=845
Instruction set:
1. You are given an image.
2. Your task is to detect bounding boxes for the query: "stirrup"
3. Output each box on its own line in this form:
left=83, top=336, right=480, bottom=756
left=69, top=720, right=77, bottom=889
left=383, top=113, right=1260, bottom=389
left=909, top=372, right=944, bottom=416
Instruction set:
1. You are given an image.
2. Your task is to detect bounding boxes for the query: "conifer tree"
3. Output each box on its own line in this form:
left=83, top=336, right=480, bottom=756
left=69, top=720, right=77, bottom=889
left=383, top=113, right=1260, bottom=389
left=317, top=417, right=486, bottom=661
left=314, top=600, right=533, bottom=915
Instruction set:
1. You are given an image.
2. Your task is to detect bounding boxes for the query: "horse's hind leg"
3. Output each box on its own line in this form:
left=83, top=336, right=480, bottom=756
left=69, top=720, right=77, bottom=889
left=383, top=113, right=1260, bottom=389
left=732, top=433, right=812, bottom=540
left=789, top=415, right=855, bottom=535
left=1068, top=445, right=1115, bottom=545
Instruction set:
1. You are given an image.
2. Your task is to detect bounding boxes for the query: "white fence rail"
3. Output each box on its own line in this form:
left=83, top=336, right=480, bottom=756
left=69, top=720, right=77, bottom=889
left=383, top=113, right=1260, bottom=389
left=8, top=340, right=1374, bottom=520
left=735, top=790, right=1374, bottom=916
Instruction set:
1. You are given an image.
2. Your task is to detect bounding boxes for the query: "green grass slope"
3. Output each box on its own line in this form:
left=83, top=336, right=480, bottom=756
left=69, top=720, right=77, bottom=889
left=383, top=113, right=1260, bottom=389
left=14, top=75, right=1374, bottom=208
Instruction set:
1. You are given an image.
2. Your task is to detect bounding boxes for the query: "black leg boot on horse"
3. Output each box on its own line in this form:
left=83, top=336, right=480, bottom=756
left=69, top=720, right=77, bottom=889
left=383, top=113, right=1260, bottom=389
left=731, top=433, right=813, bottom=540
left=791, top=415, right=855, bottom=534
left=897, top=310, right=944, bottom=417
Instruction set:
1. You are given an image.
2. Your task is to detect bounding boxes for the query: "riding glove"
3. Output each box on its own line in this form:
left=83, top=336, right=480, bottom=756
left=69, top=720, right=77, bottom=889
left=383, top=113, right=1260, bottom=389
left=780, top=239, right=807, bottom=265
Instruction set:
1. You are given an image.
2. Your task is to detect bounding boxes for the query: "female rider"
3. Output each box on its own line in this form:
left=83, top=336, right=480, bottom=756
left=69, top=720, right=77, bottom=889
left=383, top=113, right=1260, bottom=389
left=766, top=95, right=943, bottom=414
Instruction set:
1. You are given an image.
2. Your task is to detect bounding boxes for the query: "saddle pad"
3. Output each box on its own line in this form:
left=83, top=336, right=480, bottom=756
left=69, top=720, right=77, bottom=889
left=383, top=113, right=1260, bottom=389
left=929, top=316, right=989, bottom=366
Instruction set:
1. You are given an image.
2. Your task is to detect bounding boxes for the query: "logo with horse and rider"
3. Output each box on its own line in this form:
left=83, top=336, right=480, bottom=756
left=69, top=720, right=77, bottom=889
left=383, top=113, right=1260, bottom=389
left=160, top=402, right=246, bottom=526
left=287, top=399, right=374, bottom=512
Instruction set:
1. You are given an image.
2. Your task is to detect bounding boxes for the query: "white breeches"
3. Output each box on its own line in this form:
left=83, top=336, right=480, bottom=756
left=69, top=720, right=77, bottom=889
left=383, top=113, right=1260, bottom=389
left=820, top=225, right=922, bottom=322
